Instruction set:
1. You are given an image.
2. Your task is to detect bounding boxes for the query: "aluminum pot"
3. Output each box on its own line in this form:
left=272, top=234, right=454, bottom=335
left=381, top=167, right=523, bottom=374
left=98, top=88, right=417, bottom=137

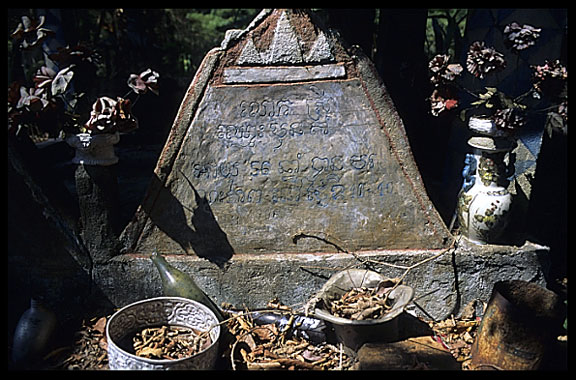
left=308, top=269, right=413, bottom=352
left=106, top=297, right=220, bottom=370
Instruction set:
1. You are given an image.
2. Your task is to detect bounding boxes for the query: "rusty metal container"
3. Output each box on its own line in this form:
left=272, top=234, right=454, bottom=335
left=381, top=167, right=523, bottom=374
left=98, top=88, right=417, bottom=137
left=469, top=280, right=563, bottom=370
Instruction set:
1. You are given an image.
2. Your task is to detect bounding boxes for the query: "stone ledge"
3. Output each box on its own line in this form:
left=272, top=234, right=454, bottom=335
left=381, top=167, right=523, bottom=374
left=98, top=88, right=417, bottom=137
left=95, top=239, right=549, bottom=321
left=222, top=64, right=346, bottom=84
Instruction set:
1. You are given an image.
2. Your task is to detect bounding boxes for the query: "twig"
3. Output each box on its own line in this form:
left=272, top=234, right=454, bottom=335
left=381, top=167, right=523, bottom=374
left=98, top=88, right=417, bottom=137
left=407, top=337, right=451, bottom=353
left=292, top=231, right=347, bottom=252
left=293, top=231, right=459, bottom=283
left=393, top=235, right=460, bottom=287
left=339, top=343, right=343, bottom=370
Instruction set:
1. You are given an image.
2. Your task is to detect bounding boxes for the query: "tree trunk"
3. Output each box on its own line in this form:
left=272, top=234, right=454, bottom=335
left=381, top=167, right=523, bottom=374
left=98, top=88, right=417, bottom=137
left=373, top=9, right=454, bottom=220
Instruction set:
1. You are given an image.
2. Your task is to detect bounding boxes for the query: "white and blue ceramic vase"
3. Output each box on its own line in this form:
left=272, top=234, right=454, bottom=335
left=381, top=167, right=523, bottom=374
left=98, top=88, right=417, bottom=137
left=457, top=119, right=516, bottom=245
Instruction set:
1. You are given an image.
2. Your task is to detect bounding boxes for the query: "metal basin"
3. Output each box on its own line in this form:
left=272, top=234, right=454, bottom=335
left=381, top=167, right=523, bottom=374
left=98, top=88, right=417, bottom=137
left=309, top=269, right=414, bottom=352
left=106, top=297, right=220, bottom=370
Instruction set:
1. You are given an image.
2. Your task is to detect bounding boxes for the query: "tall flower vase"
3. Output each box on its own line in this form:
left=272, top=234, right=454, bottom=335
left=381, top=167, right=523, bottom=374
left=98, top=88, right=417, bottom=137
left=457, top=135, right=516, bottom=245
left=65, top=132, right=120, bottom=166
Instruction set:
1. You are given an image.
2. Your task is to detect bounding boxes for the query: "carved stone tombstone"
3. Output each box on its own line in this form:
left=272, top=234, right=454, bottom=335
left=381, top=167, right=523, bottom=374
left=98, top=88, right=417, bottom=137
left=121, top=9, right=452, bottom=265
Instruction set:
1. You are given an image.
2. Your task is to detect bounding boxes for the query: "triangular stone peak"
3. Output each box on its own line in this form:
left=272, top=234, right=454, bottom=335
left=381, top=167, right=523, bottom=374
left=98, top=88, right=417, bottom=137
left=121, top=9, right=452, bottom=264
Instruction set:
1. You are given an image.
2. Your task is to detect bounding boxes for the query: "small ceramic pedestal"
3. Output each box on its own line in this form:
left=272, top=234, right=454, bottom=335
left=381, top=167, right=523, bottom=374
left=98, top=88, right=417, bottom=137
left=65, top=132, right=120, bottom=166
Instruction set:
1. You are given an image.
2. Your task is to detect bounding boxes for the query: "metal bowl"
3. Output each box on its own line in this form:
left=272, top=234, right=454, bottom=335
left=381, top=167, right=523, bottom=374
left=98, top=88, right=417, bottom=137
left=106, top=297, right=220, bottom=370
left=309, top=269, right=414, bottom=352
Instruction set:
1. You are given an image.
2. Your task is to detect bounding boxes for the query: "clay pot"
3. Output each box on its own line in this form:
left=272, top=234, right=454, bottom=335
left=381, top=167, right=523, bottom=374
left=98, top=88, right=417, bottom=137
left=469, top=280, right=564, bottom=370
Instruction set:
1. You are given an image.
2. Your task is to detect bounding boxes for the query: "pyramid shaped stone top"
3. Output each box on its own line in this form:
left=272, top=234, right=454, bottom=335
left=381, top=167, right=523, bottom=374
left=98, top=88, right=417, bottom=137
left=235, top=10, right=334, bottom=65
left=120, top=9, right=451, bottom=264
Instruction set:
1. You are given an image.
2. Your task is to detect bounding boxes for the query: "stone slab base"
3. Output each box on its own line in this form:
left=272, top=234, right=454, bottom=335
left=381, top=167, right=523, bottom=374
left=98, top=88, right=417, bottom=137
left=356, top=339, right=461, bottom=370
left=95, top=238, right=549, bottom=321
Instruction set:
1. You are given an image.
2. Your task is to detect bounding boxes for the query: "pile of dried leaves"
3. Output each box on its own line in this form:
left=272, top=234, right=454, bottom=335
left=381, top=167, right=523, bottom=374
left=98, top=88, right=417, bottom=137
left=227, top=312, right=353, bottom=370
left=427, top=301, right=482, bottom=367
left=49, top=298, right=482, bottom=370
left=131, top=325, right=211, bottom=360
left=55, top=315, right=109, bottom=370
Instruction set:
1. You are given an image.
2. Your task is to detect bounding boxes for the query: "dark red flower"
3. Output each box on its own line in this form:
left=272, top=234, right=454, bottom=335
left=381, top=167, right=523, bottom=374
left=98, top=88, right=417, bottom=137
left=429, top=86, right=459, bottom=116
left=49, top=44, right=102, bottom=66
left=84, top=96, right=138, bottom=134
left=532, top=60, right=567, bottom=98
left=16, top=86, right=49, bottom=112
left=85, top=97, right=118, bottom=133
left=33, top=66, right=57, bottom=89
left=466, top=41, right=506, bottom=79
left=429, top=54, right=463, bottom=85
left=493, top=108, right=526, bottom=131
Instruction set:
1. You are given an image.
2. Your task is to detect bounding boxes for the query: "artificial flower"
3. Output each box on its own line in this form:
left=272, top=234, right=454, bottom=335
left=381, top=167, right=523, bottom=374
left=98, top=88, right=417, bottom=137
left=532, top=60, right=567, bottom=98
left=429, top=86, right=459, bottom=116
left=466, top=41, right=506, bottom=79
left=11, top=15, right=54, bottom=50
left=504, top=22, right=541, bottom=52
left=127, top=68, right=159, bottom=95
left=429, top=54, right=463, bottom=85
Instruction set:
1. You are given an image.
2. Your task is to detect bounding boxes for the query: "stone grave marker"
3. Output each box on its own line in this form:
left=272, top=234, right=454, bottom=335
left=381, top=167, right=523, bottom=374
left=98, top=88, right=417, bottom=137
left=120, top=9, right=452, bottom=265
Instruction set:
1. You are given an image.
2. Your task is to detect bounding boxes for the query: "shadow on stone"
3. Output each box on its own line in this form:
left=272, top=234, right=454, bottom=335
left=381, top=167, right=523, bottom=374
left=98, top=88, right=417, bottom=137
left=8, top=140, right=116, bottom=368
left=144, top=172, right=234, bottom=267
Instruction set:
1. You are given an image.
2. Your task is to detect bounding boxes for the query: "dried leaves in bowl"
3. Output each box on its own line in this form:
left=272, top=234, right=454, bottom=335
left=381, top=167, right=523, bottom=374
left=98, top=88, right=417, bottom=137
left=130, top=325, right=211, bottom=360
left=328, top=279, right=399, bottom=321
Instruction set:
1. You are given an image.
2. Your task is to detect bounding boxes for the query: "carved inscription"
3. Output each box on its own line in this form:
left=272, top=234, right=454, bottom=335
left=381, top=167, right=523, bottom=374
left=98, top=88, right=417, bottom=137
left=174, top=79, right=429, bottom=252
left=190, top=153, right=395, bottom=207
left=184, top=82, right=400, bottom=211
left=215, top=84, right=337, bottom=150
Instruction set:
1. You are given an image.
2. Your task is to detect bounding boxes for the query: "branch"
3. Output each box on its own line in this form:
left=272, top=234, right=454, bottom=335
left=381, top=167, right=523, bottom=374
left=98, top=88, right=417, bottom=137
left=292, top=231, right=459, bottom=273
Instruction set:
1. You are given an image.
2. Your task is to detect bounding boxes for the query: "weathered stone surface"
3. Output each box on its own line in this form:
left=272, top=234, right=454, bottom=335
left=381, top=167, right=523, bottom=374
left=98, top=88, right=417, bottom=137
left=235, top=10, right=335, bottom=65
left=75, top=164, right=122, bottom=264
left=8, top=140, right=111, bottom=327
left=97, top=239, right=549, bottom=321
left=121, top=9, right=451, bottom=261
